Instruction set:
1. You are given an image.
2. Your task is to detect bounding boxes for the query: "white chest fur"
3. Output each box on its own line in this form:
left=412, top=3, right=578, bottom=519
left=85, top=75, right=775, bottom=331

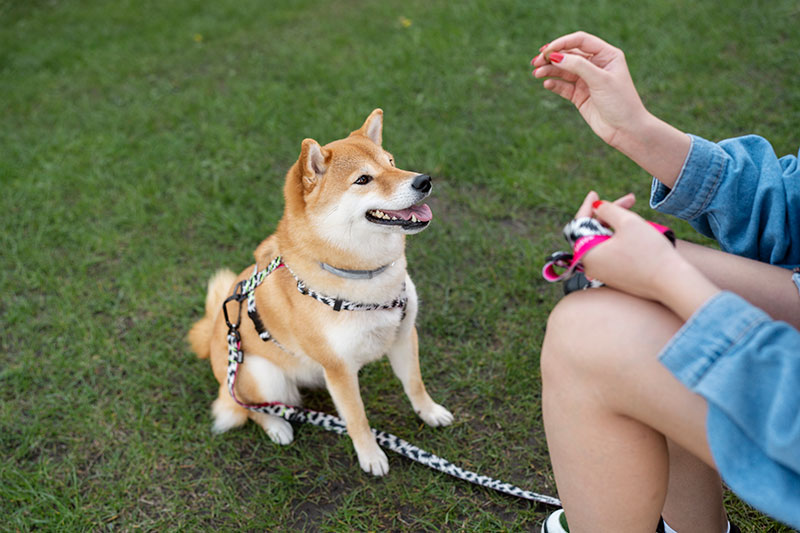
left=324, top=306, right=406, bottom=370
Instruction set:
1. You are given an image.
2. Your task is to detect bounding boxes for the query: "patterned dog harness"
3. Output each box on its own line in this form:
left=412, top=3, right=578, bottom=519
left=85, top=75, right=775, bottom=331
left=223, top=256, right=407, bottom=404
left=220, top=255, right=561, bottom=507
left=543, top=217, right=676, bottom=293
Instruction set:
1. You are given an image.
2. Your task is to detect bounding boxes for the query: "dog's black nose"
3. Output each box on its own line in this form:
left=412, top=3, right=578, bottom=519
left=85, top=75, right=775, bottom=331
left=412, top=174, right=432, bottom=193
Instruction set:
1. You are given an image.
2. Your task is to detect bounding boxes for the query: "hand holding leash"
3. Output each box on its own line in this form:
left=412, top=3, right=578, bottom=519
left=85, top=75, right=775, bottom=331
left=543, top=192, right=675, bottom=295
left=585, top=200, right=722, bottom=320
left=580, top=200, right=682, bottom=303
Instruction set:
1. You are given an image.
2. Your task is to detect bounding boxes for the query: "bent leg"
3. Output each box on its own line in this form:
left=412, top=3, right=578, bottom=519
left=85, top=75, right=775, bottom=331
left=662, top=439, right=726, bottom=532
left=678, top=240, right=800, bottom=328
left=541, top=288, right=724, bottom=533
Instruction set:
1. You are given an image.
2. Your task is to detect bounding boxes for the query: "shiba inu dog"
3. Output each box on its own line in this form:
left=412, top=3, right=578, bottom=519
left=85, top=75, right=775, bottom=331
left=188, top=109, right=453, bottom=476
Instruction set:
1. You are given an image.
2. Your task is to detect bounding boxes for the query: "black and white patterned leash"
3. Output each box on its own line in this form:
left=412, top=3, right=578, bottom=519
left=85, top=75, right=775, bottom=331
left=222, top=258, right=562, bottom=508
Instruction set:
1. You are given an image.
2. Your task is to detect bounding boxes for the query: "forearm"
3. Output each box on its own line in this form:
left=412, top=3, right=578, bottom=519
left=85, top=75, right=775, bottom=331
left=610, top=112, right=690, bottom=189
left=677, top=240, right=800, bottom=329
left=654, top=257, right=722, bottom=323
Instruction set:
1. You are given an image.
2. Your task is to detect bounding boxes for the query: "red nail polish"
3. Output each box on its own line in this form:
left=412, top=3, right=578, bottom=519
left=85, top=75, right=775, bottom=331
left=549, top=52, right=564, bottom=63
left=592, top=200, right=603, bottom=209
left=539, top=42, right=549, bottom=52
left=530, top=55, right=538, bottom=65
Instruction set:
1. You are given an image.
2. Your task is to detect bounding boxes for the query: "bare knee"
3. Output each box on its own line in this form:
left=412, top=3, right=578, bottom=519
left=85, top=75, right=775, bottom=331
left=541, top=288, right=681, bottom=389
left=541, top=289, right=619, bottom=384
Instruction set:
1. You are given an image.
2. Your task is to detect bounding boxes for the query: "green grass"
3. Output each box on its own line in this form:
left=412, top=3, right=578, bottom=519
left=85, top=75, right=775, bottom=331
left=2, top=0, right=798, bottom=530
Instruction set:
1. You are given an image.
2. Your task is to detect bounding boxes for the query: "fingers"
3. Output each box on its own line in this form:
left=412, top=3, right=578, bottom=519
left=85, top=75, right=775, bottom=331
left=592, top=199, right=642, bottom=231
left=542, top=51, right=609, bottom=90
left=541, top=78, right=576, bottom=101
left=532, top=63, right=578, bottom=83
left=613, top=192, right=636, bottom=210
left=533, top=62, right=579, bottom=100
left=575, top=191, right=600, bottom=219
left=531, top=47, right=591, bottom=68
left=543, top=31, right=615, bottom=60
left=575, top=192, right=634, bottom=219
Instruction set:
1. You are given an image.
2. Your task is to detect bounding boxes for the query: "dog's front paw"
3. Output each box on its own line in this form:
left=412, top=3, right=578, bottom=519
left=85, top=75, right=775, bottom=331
left=356, top=442, right=389, bottom=476
left=260, top=415, right=294, bottom=445
left=418, top=403, right=454, bottom=427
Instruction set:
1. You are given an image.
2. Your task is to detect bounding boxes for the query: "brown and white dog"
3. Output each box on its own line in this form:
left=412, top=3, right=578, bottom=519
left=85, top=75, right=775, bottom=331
left=188, top=109, right=453, bottom=475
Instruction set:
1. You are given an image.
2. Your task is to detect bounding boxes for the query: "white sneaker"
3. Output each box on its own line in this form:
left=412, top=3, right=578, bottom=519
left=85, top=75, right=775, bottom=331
left=541, top=509, right=568, bottom=533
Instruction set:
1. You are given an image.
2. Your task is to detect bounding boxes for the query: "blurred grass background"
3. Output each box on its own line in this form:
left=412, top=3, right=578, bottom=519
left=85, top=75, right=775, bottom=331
left=2, top=0, right=798, bottom=530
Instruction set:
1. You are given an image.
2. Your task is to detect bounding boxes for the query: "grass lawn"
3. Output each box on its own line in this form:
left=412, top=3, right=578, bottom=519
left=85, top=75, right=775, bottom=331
left=2, top=0, right=798, bottom=530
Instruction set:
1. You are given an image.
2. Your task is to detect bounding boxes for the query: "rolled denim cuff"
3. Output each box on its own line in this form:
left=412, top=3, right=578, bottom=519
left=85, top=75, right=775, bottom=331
left=650, top=134, right=727, bottom=220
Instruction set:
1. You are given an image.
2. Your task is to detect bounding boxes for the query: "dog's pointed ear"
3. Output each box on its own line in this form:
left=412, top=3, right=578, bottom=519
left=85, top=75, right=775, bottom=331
left=351, top=108, right=383, bottom=146
left=299, top=138, right=328, bottom=190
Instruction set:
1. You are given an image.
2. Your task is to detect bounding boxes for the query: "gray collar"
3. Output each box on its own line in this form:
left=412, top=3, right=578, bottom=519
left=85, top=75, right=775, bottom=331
left=319, top=261, right=394, bottom=280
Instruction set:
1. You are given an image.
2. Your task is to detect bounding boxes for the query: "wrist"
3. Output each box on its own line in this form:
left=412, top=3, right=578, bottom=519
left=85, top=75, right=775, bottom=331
left=607, top=108, right=658, bottom=153
left=610, top=113, right=690, bottom=189
left=654, top=256, right=721, bottom=321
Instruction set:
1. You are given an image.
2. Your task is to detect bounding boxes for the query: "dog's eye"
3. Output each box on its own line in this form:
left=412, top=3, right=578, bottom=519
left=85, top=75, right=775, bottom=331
left=354, top=175, right=373, bottom=185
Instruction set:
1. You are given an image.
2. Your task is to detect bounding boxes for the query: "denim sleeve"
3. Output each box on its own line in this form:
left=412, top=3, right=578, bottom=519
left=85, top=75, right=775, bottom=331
left=659, top=291, right=800, bottom=527
left=650, top=134, right=800, bottom=268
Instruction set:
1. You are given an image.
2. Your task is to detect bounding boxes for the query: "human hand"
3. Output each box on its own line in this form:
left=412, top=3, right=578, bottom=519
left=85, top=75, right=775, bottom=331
left=531, top=31, right=649, bottom=149
left=573, top=190, right=635, bottom=219
left=582, top=199, right=720, bottom=320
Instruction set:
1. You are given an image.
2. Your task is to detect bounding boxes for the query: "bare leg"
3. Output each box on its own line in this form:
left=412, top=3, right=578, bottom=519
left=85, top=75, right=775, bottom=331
left=541, top=288, right=723, bottom=533
left=678, top=240, right=800, bottom=328
left=662, top=440, right=727, bottom=532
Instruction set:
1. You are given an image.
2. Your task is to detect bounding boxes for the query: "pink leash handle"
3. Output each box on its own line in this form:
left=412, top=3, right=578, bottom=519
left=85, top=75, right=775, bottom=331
left=543, top=218, right=675, bottom=283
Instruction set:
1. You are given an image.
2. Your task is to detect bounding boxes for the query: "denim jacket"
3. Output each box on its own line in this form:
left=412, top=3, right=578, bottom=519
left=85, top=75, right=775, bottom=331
left=649, top=134, right=800, bottom=528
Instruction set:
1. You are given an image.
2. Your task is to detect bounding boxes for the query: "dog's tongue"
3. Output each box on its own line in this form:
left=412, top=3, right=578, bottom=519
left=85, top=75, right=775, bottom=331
left=383, top=203, right=433, bottom=222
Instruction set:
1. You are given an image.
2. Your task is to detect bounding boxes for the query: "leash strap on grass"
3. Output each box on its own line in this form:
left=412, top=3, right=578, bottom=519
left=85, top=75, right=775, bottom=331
left=247, top=400, right=562, bottom=507
left=228, top=359, right=562, bottom=506
left=226, top=335, right=561, bottom=507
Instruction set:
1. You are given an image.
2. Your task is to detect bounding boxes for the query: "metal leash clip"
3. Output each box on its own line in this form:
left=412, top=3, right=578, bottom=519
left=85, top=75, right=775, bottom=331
left=223, top=281, right=248, bottom=364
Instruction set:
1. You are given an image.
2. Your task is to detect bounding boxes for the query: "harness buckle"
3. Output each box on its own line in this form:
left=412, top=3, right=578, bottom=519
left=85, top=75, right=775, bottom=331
left=222, top=280, right=247, bottom=331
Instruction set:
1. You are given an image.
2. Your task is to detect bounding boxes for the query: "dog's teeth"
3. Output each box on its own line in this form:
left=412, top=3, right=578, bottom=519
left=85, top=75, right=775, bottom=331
left=391, top=216, right=398, bottom=221
left=411, top=214, right=418, bottom=223
left=374, top=210, right=384, bottom=218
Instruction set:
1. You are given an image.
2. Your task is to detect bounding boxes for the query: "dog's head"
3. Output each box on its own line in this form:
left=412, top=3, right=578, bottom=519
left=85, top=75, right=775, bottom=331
left=283, top=109, right=433, bottom=255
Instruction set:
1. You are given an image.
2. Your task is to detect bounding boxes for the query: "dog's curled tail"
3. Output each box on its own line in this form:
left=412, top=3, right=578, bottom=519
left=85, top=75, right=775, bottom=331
left=188, top=269, right=237, bottom=359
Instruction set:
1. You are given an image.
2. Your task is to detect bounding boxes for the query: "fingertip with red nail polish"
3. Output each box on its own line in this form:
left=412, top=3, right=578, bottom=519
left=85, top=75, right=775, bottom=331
left=549, top=52, right=564, bottom=63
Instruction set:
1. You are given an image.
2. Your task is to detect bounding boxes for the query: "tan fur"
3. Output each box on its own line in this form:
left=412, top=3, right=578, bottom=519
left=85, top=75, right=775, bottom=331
left=188, top=269, right=237, bottom=359
left=188, top=109, right=453, bottom=475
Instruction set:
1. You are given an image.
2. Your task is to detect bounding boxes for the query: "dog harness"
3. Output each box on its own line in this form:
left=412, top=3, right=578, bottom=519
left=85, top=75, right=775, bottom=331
left=223, top=255, right=408, bottom=381
left=543, top=216, right=675, bottom=293
left=221, top=256, right=562, bottom=508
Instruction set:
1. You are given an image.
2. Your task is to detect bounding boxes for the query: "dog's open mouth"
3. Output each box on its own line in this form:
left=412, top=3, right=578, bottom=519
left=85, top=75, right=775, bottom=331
left=365, top=203, right=432, bottom=229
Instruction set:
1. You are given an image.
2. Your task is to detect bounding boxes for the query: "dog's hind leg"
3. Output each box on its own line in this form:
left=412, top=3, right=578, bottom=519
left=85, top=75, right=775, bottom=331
left=239, top=355, right=300, bottom=445
left=211, top=382, right=250, bottom=434
left=209, top=356, right=298, bottom=445
left=387, top=326, right=454, bottom=427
